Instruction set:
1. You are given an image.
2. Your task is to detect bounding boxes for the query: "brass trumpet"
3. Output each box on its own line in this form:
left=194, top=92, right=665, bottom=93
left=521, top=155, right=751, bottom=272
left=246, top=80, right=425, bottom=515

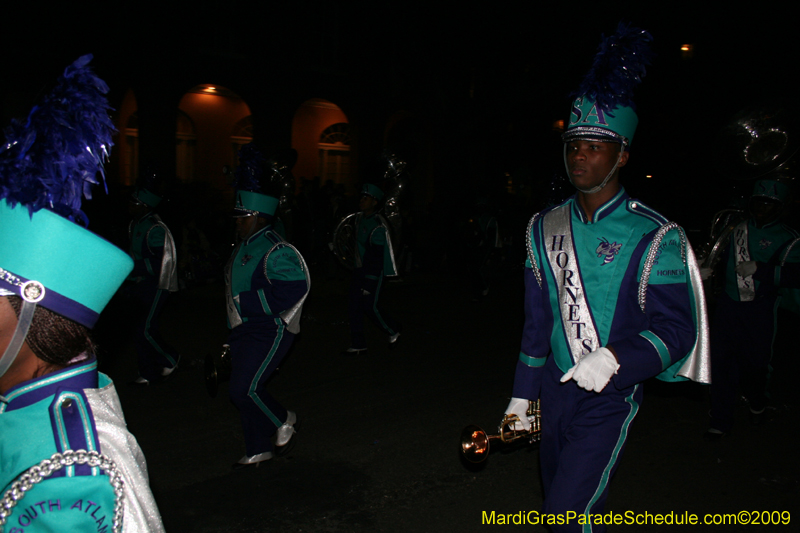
left=460, top=399, right=542, bottom=464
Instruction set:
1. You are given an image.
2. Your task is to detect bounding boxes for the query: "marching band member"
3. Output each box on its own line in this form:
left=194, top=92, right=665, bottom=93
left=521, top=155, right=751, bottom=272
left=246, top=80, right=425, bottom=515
left=225, top=144, right=310, bottom=469
left=503, top=25, right=709, bottom=531
left=126, top=171, right=180, bottom=386
left=342, top=183, right=402, bottom=355
left=707, top=178, right=800, bottom=437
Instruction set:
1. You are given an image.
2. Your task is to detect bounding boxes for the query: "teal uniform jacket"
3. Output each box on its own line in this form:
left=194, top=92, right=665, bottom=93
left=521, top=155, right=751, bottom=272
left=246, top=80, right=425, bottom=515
left=513, top=188, right=704, bottom=401
left=128, top=213, right=177, bottom=291
left=353, top=213, right=397, bottom=279
left=226, top=225, right=309, bottom=331
left=722, top=219, right=800, bottom=303
left=0, top=358, right=164, bottom=532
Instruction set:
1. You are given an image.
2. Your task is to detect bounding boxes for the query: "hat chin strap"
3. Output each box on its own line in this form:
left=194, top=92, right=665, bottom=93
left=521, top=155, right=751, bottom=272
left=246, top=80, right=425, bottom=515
left=0, top=299, right=36, bottom=381
left=563, top=140, right=626, bottom=195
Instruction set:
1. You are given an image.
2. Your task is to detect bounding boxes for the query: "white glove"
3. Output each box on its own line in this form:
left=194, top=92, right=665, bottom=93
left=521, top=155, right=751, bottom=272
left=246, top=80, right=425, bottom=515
left=503, top=397, right=531, bottom=431
left=735, top=261, right=757, bottom=278
left=700, top=267, right=713, bottom=281
left=560, top=347, right=620, bottom=392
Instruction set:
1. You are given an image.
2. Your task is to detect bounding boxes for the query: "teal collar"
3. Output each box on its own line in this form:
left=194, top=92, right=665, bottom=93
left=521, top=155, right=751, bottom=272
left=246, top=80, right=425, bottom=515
left=572, top=188, right=628, bottom=224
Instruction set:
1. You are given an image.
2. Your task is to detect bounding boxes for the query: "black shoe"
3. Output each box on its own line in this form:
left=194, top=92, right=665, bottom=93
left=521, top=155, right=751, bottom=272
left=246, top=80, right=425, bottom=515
left=127, top=376, right=150, bottom=388
left=231, top=452, right=273, bottom=470
left=388, top=332, right=400, bottom=350
left=341, top=347, right=368, bottom=356
left=275, top=432, right=298, bottom=458
left=750, top=406, right=777, bottom=426
left=703, top=428, right=728, bottom=442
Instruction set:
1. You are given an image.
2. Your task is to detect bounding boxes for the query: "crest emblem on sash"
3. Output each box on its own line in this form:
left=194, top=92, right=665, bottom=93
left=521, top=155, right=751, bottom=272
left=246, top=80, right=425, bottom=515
left=596, top=237, right=622, bottom=265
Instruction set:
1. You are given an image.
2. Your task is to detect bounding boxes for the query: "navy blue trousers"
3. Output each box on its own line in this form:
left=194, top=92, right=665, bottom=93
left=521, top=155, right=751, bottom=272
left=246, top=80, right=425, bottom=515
left=228, top=320, right=294, bottom=456
left=540, top=357, right=642, bottom=533
left=127, top=280, right=180, bottom=381
left=709, top=295, right=777, bottom=432
left=348, top=269, right=399, bottom=349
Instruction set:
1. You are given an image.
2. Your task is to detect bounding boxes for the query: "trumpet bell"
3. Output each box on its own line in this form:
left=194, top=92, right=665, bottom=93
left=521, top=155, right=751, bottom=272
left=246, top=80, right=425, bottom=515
left=460, top=425, right=491, bottom=464
left=460, top=399, right=542, bottom=464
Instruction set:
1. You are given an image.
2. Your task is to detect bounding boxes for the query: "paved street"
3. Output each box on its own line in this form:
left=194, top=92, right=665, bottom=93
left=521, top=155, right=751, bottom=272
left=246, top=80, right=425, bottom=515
left=97, top=265, right=799, bottom=532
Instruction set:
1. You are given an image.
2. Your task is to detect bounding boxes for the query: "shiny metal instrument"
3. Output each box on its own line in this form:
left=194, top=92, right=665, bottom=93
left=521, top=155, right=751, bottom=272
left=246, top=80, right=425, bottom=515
left=460, top=399, right=542, bottom=464
left=716, top=100, right=799, bottom=181
left=331, top=152, right=408, bottom=270
left=696, top=208, right=745, bottom=271
left=204, top=344, right=232, bottom=398
left=332, top=212, right=359, bottom=269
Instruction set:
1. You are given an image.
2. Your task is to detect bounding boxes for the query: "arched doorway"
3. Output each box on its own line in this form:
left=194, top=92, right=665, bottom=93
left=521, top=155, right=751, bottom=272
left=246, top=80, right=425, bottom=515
left=177, top=85, right=252, bottom=187
left=291, top=98, right=350, bottom=187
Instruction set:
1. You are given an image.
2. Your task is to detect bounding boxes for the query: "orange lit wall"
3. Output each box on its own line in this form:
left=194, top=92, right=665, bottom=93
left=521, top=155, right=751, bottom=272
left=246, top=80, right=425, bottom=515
left=291, top=99, right=348, bottom=184
left=178, top=91, right=251, bottom=188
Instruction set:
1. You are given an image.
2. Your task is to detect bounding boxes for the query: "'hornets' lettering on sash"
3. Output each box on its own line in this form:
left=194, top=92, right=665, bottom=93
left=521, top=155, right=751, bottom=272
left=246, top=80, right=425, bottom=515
left=733, top=221, right=755, bottom=301
left=543, top=207, right=601, bottom=362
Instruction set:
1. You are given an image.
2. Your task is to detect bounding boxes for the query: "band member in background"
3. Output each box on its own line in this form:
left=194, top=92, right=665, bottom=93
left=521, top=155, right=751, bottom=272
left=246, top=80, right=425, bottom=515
left=503, top=25, right=709, bottom=531
left=225, top=144, right=310, bottom=469
left=705, top=178, right=800, bottom=438
left=342, top=183, right=402, bottom=355
left=0, top=55, right=164, bottom=532
left=126, top=172, right=180, bottom=386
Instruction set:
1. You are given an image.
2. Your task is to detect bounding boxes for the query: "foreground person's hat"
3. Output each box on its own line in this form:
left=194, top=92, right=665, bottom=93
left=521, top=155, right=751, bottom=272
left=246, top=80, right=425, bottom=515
left=562, top=23, right=653, bottom=148
left=0, top=55, right=133, bottom=331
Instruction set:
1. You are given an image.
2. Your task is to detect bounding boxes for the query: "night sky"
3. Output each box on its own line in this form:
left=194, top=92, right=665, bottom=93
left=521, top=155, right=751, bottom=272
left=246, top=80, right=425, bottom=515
left=2, top=2, right=796, bottom=232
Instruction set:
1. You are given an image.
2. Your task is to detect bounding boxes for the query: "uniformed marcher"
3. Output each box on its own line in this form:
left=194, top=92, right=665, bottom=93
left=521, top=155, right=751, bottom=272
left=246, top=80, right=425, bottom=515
left=126, top=175, right=180, bottom=385
left=226, top=144, right=310, bottom=468
left=0, top=55, right=164, bottom=533
left=343, top=183, right=401, bottom=354
left=502, top=25, right=709, bottom=532
left=706, top=178, right=800, bottom=437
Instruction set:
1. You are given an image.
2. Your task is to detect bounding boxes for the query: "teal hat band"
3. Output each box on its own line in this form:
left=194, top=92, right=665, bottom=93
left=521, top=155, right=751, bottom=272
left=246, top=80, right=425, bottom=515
left=0, top=200, right=133, bottom=328
left=563, top=96, right=638, bottom=146
left=133, top=187, right=162, bottom=208
left=361, top=183, right=384, bottom=201
left=752, top=179, right=789, bottom=203
left=234, top=190, right=279, bottom=216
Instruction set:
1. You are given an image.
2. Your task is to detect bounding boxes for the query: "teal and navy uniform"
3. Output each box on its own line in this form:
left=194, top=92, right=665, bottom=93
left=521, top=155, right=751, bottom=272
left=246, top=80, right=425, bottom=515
left=513, top=189, right=700, bottom=528
left=709, top=218, right=800, bottom=431
left=348, top=212, right=399, bottom=349
left=127, top=212, right=179, bottom=380
left=0, top=358, right=164, bottom=532
left=225, top=223, right=309, bottom=456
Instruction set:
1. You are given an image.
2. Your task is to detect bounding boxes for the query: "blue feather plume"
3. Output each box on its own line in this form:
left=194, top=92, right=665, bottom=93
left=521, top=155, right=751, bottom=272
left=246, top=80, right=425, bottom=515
left=0, top=54, right=115, bottom=225
left=573, top=22, right=654, bottom=115
left=234, top=143, right=267, bottom=192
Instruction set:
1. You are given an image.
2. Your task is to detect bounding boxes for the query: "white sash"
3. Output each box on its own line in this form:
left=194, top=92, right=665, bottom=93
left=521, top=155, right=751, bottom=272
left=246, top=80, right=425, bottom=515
left=542, top=206, right=600, bottom=363
left=733, top=221, right=755, bottom=301
left=224, top=244, right=243, bottom=328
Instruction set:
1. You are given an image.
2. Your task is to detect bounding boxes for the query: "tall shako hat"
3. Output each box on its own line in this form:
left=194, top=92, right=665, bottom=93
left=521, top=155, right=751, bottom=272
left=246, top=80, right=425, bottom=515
left=0, top=55, right=133, bottom=378
left=232, top=143, right=279, bottom=217
left=132, top=165, right=163, bottom=208
left=563, top=23, right=653, bottom=193
left=751, top=178, right=790, bottom=204
left=361, top=183, right=384, bottom=201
